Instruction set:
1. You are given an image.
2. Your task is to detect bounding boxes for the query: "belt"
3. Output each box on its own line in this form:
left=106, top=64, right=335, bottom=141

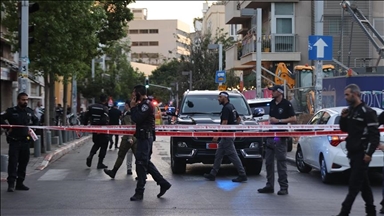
left=8, top=136, right=31, bottom=142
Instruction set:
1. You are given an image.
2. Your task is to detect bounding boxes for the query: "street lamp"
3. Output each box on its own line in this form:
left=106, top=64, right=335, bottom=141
left=241, top=8, right=262, bottom=98
left=182, top=71, right=192, bottom=90
left=208, top=43, right=223, bottom=72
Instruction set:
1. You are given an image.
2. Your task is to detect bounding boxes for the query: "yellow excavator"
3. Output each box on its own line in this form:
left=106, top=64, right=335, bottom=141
left=274, top=63, right=335, bottom=114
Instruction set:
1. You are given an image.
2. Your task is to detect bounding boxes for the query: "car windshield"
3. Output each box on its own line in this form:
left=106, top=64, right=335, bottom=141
left=248, top=102, right=270, bottom=114
left=181, top=94, right=251, bottom=115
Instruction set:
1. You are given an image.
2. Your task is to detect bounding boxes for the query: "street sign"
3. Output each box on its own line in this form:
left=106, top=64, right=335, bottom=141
left=308, top=35, right=333, bottom=60
left=218, top=85, right=227, bottom=91
left=215, top=70, right=226, bottom=83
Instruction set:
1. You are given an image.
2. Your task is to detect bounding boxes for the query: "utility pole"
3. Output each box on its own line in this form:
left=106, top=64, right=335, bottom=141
left=314, top=1, right=324, bottom=112
left=91, top=59, right=95, bottom=104
left=18, top=0, right=30, bottom=94
left=255, top=8, right=262, bottom=98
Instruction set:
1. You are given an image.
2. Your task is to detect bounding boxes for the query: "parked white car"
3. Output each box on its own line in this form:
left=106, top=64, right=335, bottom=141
left=247, top=98, right=272, bottom=123
left=295, top=106, right=384, bottom=184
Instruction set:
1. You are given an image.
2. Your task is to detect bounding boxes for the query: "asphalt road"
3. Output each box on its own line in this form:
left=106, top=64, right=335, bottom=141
left=1, top=136, right=382, bottom=216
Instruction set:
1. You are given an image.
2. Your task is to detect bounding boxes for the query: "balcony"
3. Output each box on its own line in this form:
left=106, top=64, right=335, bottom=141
left=242, top=0, right=299, bottom=9
left=225, top=43, right=254, bottom=71
left=225, top=1, right=249, bottom=24
left=238, top=34, right=301, bottom=65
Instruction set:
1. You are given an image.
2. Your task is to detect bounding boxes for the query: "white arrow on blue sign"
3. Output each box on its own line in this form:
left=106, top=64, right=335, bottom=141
left=308, top=35, right=333, bottom=60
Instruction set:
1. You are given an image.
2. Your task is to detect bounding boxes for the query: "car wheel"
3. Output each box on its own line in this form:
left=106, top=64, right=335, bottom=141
left=170, top=140, right=186, bottom=174
left=295, top=146, right=312, bottom=173
left=320, top=155, right=333, bottom=184
left=245, top=159, right=263, bottom=175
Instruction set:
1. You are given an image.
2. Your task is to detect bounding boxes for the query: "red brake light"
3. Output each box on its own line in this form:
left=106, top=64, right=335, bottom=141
left=327, top=135, right=346, bottom=147
left=152, top=101, right=158, bottom=106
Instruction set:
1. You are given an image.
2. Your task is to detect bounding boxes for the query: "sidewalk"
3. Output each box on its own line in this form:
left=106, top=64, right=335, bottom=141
left=0, top=132, right=91, bottom=182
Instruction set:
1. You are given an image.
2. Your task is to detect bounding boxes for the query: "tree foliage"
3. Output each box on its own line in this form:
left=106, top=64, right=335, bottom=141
left=148, top=28, right=237, bottom=104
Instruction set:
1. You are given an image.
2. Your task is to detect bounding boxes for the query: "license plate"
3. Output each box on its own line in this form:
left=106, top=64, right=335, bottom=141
left=206, top=143, right=218, bottom=149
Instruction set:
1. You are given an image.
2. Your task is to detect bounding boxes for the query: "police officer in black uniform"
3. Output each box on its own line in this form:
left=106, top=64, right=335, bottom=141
left=0, top=92, right=38, bottom=192
left=108, top=102, right=122, bottom=149
left=129, top=85, right=171, bottom=201
left=258, top=85, right=296, bottom=196
left=378, top=111, right=384, bottom=214
left=336, top=84, right=380, bottom=216
left=84, top=94, right=110, bottom=169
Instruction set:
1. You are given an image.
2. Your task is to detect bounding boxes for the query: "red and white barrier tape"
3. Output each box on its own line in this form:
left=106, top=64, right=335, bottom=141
left=1, top=124, right=383, bottom=137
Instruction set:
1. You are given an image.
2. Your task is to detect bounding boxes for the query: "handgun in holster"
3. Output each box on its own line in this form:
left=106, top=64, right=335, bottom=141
left=138, top=129, right=151, bottom=139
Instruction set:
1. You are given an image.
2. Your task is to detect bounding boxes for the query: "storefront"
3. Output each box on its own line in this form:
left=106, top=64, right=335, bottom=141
left=1, top=67, right=13, bottom=111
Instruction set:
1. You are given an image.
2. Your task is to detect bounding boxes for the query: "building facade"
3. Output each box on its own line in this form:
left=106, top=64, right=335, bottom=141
left=128, top=8, right=191, bottom=66
left=224, top=0, right=384, bottom=89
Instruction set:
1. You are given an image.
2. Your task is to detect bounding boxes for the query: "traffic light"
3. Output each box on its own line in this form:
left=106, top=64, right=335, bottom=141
left=28, top=3, right=39, bottom=44
left=145, top=77, right=149, bottom=88
left=18, top=2, right=40, bottom=47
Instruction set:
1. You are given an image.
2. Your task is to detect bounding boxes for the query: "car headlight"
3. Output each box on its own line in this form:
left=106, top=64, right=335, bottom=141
left=249, top=142, right=259, bottom=148
left=177, top=142, right=188, bottom=148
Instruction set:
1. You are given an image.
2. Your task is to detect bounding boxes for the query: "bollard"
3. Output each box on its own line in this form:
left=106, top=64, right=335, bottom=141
left=62, top=131, right=67, bottom=143
left=41, top=130, right=46, bottom=154
left=46, top=130, right=52, bottom=151
left=34, top=135, right=41, bottom=157
left=58, top=131, right=63, bottom=145
left=52, top=136, right=59, bottom=145
left=69, top=131, right=73, bottom=141
left=1, top=154, right=8, bottom=172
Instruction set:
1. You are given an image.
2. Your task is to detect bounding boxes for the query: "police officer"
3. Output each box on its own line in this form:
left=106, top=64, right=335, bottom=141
left=129, top=85, right=171, bottom=201
left=378, top=111, right=384, bottom=214
left=104, top=100, right=137, bottom=178
left=0, top=92, right=38, bottom=192
left=108, top=102, right=122, bottom=149
left=258, top=85, right=296, bottom=196
left=203, top=91, right=247, bottom=182
left=336, top=84, right=380, bottom=216
left=84, top=94, right=110, bottom=169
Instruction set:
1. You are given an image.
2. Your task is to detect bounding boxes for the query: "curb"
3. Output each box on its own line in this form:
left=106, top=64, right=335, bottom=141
left=36, top=136, right=91, bottom=170
left=1, top=136, right=91, bottom=182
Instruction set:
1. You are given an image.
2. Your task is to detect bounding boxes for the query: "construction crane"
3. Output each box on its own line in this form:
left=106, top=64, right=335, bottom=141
left=340, top=1, right=384, bottom=68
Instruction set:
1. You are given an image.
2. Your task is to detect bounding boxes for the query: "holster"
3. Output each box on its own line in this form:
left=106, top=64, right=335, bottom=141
left=135, top=129, right=151, bottom=139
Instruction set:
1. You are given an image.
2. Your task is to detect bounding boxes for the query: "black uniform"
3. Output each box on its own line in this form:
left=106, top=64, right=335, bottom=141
left=84, top=102, right=110, bottom=169
left=0, top=106, right=38, bottom=190
left=130, top=98, right=171, bottom=200
left=379, top=111, right=384, bottom=214
left=261, top=98, right=295, bottom=193
left=108, top=107, right=122, bottom=149
left=338, top=102, right=380, bottom=216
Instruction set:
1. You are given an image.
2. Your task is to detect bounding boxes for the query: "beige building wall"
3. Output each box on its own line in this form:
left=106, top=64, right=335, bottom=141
left=202, top=3, right=230, bottom=39
left=130, top=62, right=157, bottom=77
left=128, top=10, right=191, bottom=66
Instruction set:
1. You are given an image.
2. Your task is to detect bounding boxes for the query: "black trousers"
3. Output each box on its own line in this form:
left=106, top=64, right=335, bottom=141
left=135, top=136, right=168, bottom=194
left=7, top=140, right=30, bottom=184
left=340, top=151, right=375, bottom=214
left=90, top=133, right=109, bottom=159
left=109, top=135, right=119, bottom=146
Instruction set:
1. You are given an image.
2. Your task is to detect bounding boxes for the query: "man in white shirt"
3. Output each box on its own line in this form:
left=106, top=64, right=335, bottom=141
left=34, top=101, right=44, bottom=124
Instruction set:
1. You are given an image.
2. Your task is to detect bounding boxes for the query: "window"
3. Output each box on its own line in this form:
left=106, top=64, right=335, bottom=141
left=248, top=102, right=271, bottom=115
left=318, top=112, right=331, bottom=124
left=138, top=41, right=148, bottom=46
left=149, top=29, right=158, bottom=34
left=308, top=111, right=323, bottom=125
left=275, top=3, right=294, bottom=15
left=129, top=29, right=138, bottom=34
left=139, top=29, right=148, bottom=34
left=131, top=42, right=139, bottom=46
left=272, top=3, right=294, bottom=34
left=373, top=18, right=384, bottom=38
left=276, top=18, right=292, bottom=34
left=149, top=41, right=159, bottom=46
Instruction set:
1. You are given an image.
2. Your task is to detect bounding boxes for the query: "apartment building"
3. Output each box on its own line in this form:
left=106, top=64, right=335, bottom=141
left=225, top=0, right=384, bottom=88
left=128, top=8, right=191, bottom=66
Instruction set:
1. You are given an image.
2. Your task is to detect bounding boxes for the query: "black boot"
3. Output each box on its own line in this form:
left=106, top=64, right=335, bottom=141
left=86, top=153, right=94, bottom=167
left=157, top=182, right=172, bottom=198
left=97, top=158, right=108, bottom=169
left=7, top=182, right=15, bottom=192
left=15, top=179, right=29, bottom=191
left=366, top=204, right=376, bottom=216
left=104, top=168, right=117, bottom=179
left=130, top=193, right=144, bottom=201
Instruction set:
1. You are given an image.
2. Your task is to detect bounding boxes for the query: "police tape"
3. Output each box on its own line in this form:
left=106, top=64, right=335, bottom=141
left=1, top=124, right=384, bottom=137
left=1, top=124, right=342, bottom=130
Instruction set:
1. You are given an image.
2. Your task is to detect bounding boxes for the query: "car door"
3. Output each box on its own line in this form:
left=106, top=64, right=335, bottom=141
left=299, top=111, right=323, bottom=165
left=309, top=111, right=331, bottom=169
